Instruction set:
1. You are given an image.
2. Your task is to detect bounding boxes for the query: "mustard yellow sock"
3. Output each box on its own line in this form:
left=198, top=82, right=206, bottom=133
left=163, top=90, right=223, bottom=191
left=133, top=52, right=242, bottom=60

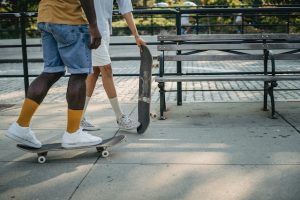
left=17, top=98, right=39, bottom=127
left=67, top=109, right=83, bottom=133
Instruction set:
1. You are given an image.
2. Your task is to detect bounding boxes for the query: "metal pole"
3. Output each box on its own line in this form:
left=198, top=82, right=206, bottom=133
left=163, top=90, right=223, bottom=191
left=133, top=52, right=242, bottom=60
left=20, top=12, right=29, bottom=96
left=176, top=8, right=182, bottom=106
left=287, top=14, right=290, bottom=34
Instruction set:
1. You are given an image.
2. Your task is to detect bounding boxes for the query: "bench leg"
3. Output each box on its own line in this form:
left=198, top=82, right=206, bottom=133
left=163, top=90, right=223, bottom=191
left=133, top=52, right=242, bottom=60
left=177, top=82, right=182, bottom=106
left=267, top=81, right=278, bottom=119
left=158, top=82, right=166, bottom=120
left=263, top=82, right=269, bottom=111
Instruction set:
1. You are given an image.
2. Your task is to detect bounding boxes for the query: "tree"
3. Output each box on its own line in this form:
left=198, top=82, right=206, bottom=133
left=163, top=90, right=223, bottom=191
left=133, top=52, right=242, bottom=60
left=1, top=0, right=38, bottom=12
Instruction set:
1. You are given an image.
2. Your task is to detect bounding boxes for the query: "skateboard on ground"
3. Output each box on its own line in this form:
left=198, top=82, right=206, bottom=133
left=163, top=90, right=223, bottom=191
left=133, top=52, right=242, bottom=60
left=17, top=135, right=126, bottom=163
left=137, top=45, right=153, bottom=134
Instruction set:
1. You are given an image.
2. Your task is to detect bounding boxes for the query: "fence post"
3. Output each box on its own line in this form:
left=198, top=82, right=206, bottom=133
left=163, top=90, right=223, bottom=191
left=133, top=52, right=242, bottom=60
left=287, top=14, right=290, bottom=34
left=176, top=8, right=182, bottom=106
left=20, top=12, right=29, bottom=96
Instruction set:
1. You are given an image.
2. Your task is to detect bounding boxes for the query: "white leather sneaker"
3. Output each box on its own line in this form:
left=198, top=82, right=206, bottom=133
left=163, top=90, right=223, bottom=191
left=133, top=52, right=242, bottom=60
left=61, top=128, right=102, bottom=148
left=80, top=117, right=100, bottom=131
left=6, top=122, right=42, bottom=148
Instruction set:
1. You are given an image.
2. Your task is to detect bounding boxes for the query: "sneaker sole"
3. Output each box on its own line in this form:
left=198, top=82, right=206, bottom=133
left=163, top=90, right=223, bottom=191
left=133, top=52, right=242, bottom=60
left=118, top=126, right=139, bottom=130
left=62, top=140, right=102, bottom=148
left=6, top=131, right=41, bottom=148
left=81, top=127, right=101, bottom=131
left=118, top=123, right=141, bottom=130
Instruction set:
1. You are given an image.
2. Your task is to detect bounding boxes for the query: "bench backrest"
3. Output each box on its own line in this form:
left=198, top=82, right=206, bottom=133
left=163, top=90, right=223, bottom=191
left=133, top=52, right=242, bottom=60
left=157, top=34, right=300, bottom=61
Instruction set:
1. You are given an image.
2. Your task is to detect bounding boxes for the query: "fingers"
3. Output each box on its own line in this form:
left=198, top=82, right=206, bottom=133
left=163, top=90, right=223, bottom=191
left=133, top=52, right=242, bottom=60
left=89, top=37, right=101, bottom=49
left=136, top=38, right=146, bottom=47
left=88, top=25, right=101, bottom=49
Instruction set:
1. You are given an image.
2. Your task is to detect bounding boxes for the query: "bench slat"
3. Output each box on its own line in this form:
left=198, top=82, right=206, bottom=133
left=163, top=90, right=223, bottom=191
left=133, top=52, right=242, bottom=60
left=155, top=75, right=300, bottom=82
left=158, top=34, right=300, bottom=42
left=158, top=43, right=300, bottom=51
left=267, top=43, right=300, bottom=49
left=164, top=55, right=263, bottom=61
left=274, top=54, right=300, bottom=60
left=158, top=43, right=264, bottom=51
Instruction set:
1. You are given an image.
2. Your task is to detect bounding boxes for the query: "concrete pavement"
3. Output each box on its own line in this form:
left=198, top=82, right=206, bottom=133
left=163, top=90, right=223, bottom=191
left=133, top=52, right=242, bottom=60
left=0, top=101, right=299, bottom=200
left=0, top=35, right=300, bottom=199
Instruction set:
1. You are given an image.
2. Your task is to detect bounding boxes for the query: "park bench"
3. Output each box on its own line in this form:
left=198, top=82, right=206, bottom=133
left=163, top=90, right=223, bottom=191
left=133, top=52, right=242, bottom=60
left=155, top=34, right=300, bottom=119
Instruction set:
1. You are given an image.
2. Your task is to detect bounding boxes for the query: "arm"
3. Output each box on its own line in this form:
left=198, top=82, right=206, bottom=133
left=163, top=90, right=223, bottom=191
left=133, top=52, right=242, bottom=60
left=79, top=0, right=101, bottom=49
left=123, top=12, right=146, bottom=47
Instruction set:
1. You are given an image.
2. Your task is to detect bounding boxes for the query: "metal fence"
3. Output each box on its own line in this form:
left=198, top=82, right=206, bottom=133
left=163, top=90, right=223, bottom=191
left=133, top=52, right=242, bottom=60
left=0, top=7, right=300, bottom=95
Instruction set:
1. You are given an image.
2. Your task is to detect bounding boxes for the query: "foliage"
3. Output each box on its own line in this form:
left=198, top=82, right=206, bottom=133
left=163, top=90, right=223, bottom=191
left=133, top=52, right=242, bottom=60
left=1, top=0, right=38, bottom=12
left=0, top=0, right=299, bottom=38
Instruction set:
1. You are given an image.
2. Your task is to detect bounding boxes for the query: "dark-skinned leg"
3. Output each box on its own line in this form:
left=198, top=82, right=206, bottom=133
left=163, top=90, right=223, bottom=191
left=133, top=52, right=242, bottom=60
left=17, top=72, right=64, bottom=127
left=66, top=73, right=87, bottom=133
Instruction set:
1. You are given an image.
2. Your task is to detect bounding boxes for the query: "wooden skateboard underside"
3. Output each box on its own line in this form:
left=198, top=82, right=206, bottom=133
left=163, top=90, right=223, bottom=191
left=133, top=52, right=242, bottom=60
left=137, top=45, right=153, bottom=134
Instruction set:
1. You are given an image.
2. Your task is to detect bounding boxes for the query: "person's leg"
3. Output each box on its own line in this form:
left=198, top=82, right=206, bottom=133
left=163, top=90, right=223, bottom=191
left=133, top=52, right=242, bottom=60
left=80, top=67, right=101, bottom=131
left=6, top=72, right=63, bottom=148
left=66, top=74, right=87, bottom=133
left=80, top=35, right=111, bottom=131
left=83, top=34, right=140, bottom=130
left=82, top=67, right=100, bottom=116
left=62, top=73, right=102, bottom=148
left=18, top=72, right=63, bottom=127
left=6, top=22, right=65, bottom=148
left=53, top=23, right=101, bottom=147
left=100, top=64, right=122, bottom=119
left=100, top=64, right=140, bottom=130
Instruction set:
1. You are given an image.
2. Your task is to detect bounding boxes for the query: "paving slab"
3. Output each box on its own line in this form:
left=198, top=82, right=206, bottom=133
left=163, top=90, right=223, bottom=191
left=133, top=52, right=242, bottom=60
left=0, top=162, right=93, bottom=200
left=145, top=102, right=296, bottom=128
left=275, top=102, right=300, bottom=129
left=71, top=164, right=300, bottom=200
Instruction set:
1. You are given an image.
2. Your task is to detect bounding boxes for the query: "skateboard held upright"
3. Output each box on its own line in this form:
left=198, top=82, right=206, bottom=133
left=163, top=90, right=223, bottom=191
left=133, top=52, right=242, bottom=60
left=137, top=45, right=153, bottom=134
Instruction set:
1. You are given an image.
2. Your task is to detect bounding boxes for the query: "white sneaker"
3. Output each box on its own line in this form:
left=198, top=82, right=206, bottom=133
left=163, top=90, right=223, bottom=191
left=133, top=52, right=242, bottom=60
left=6, top=122, right=42, bottom=148
left=117, top=114, right=140, bottom=130
left=80, top=117, right=100, bottom=131
left=61, top=128, right=102, bottom=148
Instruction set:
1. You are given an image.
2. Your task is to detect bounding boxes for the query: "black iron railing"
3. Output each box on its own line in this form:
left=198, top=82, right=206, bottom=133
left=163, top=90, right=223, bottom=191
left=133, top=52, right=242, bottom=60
left=0, top=7, right=300, bottom=95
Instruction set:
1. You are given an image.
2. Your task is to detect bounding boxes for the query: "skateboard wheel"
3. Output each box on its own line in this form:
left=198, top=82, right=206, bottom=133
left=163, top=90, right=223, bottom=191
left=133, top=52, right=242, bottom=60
left=150, top=113, right=157, bottom=118
left=101, top=150, right=109, bottom=158
left=96, top=147, right=104, bottom=152
left=38, top=156, right=46, bottom=164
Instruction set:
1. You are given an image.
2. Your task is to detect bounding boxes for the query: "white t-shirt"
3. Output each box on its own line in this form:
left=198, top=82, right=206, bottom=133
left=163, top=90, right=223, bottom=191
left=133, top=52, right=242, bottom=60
left=94, top=0, right=133, bottom=37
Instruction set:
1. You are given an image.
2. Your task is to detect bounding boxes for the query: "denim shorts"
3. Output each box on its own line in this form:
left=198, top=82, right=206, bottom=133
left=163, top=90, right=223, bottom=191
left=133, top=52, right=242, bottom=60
left=38, top=23, right=92, bottom=74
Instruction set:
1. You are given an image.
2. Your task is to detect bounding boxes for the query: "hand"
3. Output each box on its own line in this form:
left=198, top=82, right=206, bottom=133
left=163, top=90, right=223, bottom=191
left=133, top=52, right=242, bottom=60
left=135, top=35, right=146, bottom=47
left=89, top=24, right=101, bottom=49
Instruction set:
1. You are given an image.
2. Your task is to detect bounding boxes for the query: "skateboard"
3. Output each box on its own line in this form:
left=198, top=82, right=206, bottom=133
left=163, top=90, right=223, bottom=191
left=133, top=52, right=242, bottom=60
left=16, top=135, right=126, bottom=163
left=137, top=45, right=153, bottom=134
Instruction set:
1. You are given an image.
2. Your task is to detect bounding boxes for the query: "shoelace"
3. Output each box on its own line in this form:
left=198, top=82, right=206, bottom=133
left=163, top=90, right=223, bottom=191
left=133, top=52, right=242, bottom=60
left=81, top=118, right=94, bottom=127
left=119, top=116, right=136, bottom=128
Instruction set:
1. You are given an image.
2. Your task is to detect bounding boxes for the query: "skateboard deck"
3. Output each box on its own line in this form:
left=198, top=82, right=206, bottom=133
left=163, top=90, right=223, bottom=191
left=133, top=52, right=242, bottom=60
left=137, top=45, right=153, bottom=134
left=17, top=135, right=126, bottom=163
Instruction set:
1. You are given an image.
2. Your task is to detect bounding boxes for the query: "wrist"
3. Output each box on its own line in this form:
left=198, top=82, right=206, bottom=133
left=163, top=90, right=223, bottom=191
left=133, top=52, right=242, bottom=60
left=89, top=22, right=98, bottom=28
